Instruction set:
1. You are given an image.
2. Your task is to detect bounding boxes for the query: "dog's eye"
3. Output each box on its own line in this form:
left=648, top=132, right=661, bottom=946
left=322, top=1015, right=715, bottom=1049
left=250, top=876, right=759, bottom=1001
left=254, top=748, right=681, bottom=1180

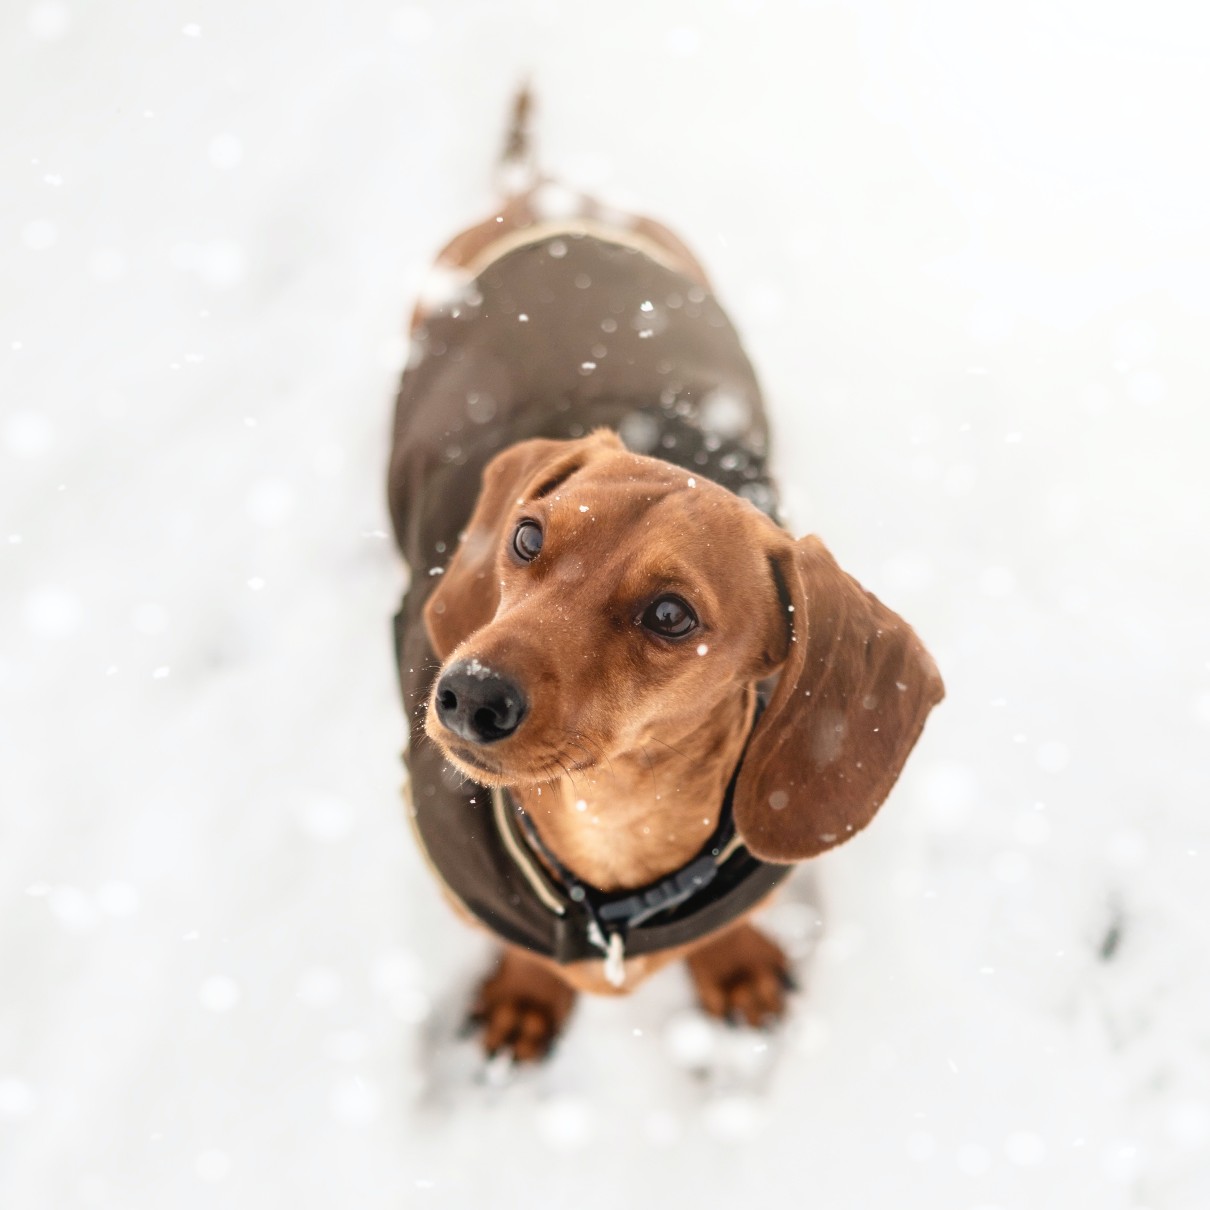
left=512, top=520, right=544, bottom=562
left=641, top=595, right=698, bottom=639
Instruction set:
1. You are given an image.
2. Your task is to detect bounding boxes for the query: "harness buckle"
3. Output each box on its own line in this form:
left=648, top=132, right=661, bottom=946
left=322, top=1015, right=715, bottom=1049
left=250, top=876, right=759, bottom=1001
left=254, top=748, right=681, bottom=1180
left=586, top=919, right=628, bottom=987
left=603, top=930, right=626, bottom=988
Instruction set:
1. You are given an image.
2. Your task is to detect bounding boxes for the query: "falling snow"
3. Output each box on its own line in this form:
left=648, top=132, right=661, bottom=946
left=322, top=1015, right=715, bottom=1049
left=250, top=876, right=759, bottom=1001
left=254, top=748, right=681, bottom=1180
left=3, top=6, right=1208, bottom=1210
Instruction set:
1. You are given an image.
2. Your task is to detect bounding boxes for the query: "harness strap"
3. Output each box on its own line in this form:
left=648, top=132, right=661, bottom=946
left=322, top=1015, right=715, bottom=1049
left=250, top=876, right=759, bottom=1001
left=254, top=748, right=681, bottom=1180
left=490, top=786, right=566, bottom=917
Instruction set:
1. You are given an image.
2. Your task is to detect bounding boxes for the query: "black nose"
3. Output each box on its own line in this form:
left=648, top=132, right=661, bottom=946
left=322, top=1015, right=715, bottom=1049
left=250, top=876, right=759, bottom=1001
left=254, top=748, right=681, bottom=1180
left=434, top=660, right=528, bottom=744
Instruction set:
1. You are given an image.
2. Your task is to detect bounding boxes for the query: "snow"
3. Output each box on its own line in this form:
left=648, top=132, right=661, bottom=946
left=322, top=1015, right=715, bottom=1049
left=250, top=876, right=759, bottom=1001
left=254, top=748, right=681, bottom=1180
left=198, top=975, right=242, bottom=1014
left=3, top=2, right=1210, bottom=1209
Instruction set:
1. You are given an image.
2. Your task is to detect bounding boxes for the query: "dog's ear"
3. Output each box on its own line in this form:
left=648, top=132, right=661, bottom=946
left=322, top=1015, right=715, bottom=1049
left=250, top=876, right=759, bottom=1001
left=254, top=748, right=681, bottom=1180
left=734, top=535, right=944, bottom=862
left=423, top=430, right=623, bottom=659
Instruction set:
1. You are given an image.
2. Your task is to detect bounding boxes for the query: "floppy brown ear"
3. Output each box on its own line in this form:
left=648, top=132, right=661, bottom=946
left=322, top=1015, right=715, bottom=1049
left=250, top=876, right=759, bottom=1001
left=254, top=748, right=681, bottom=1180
left=423, top=431, right=623, bottom=659
left=734, top=535, right=944, bottom=862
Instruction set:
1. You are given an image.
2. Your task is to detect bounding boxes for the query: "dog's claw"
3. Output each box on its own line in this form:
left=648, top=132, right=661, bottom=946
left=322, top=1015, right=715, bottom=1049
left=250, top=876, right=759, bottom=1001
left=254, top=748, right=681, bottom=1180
left=688, top=923, right=794, bottom=1028
left=468, top=951, right=577, bottom=1063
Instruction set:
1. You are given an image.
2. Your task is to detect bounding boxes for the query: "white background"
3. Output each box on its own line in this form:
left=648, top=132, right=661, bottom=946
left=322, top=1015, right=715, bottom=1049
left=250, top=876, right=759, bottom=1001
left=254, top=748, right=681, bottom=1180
left=3, top=1, right=1209, bottom=1207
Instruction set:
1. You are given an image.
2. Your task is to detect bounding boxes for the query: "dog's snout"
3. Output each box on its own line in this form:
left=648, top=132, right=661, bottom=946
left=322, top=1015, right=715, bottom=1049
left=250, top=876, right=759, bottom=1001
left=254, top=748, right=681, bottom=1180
left=434, top=660, right=528, bottom=744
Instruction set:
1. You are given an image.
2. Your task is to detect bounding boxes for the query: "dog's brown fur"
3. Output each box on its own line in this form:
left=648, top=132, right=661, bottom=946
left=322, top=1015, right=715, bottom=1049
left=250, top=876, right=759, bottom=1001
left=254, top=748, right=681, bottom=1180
left=421, top=431, right=942, bottom=1042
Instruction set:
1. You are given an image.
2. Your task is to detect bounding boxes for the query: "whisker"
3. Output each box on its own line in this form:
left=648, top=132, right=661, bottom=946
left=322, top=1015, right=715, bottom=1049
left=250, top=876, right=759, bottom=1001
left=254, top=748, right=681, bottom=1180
left=563, top=738, right=596, bottom=774
left=527, top=760, right=562, bottom=792
left=552, top=753, right=577, bottom=787
left=640, top=743, right=658, bottom=800
left=648, top=735, right=693, bottom=763
left=570, top=732, right=615, bottom=780
left=405, top=658, right=444, bottom=679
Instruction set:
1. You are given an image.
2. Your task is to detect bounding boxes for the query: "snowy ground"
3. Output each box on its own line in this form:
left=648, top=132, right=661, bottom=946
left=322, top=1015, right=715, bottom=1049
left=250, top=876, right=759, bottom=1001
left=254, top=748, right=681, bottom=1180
left=3, top=1, right=1209, bottom=1207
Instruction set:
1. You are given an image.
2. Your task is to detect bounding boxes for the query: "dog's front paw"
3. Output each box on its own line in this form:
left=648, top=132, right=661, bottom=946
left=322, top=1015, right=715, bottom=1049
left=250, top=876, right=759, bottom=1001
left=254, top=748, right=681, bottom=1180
left=687, top=922, right=796, bottom=1028
left=468, top=949, right=577, bottom=1063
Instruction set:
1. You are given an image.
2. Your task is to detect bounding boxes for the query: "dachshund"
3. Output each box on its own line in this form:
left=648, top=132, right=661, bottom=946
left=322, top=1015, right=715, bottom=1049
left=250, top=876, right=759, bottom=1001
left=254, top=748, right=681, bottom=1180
left=387, top=89, right=944, bottom=1062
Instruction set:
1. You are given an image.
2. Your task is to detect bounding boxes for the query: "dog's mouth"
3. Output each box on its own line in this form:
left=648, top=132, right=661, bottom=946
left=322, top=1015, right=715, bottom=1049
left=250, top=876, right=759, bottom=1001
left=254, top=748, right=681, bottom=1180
left=441, top=742, right=503, bottom=778
left=431, top=733, right=595, bottom=788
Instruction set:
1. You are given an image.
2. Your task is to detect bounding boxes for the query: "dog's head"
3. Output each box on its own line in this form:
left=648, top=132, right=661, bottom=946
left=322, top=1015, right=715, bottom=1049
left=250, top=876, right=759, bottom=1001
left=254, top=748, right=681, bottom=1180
left=423, top=431, right=943, bottom=862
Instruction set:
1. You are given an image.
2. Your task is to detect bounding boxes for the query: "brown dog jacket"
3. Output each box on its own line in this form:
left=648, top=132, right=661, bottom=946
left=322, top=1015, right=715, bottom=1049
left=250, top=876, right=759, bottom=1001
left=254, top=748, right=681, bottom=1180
left=388, top=231, right=792, bottom=964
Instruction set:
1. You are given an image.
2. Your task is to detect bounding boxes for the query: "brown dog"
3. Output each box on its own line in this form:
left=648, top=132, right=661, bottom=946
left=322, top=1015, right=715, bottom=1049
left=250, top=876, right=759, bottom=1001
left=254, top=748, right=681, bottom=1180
left=387, top=90, right=943, bottom=1061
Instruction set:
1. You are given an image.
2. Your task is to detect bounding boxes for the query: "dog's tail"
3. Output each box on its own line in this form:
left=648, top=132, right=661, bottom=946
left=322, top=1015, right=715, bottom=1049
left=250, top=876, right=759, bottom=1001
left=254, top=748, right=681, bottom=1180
left=496, top=81, right=537, bottom=196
